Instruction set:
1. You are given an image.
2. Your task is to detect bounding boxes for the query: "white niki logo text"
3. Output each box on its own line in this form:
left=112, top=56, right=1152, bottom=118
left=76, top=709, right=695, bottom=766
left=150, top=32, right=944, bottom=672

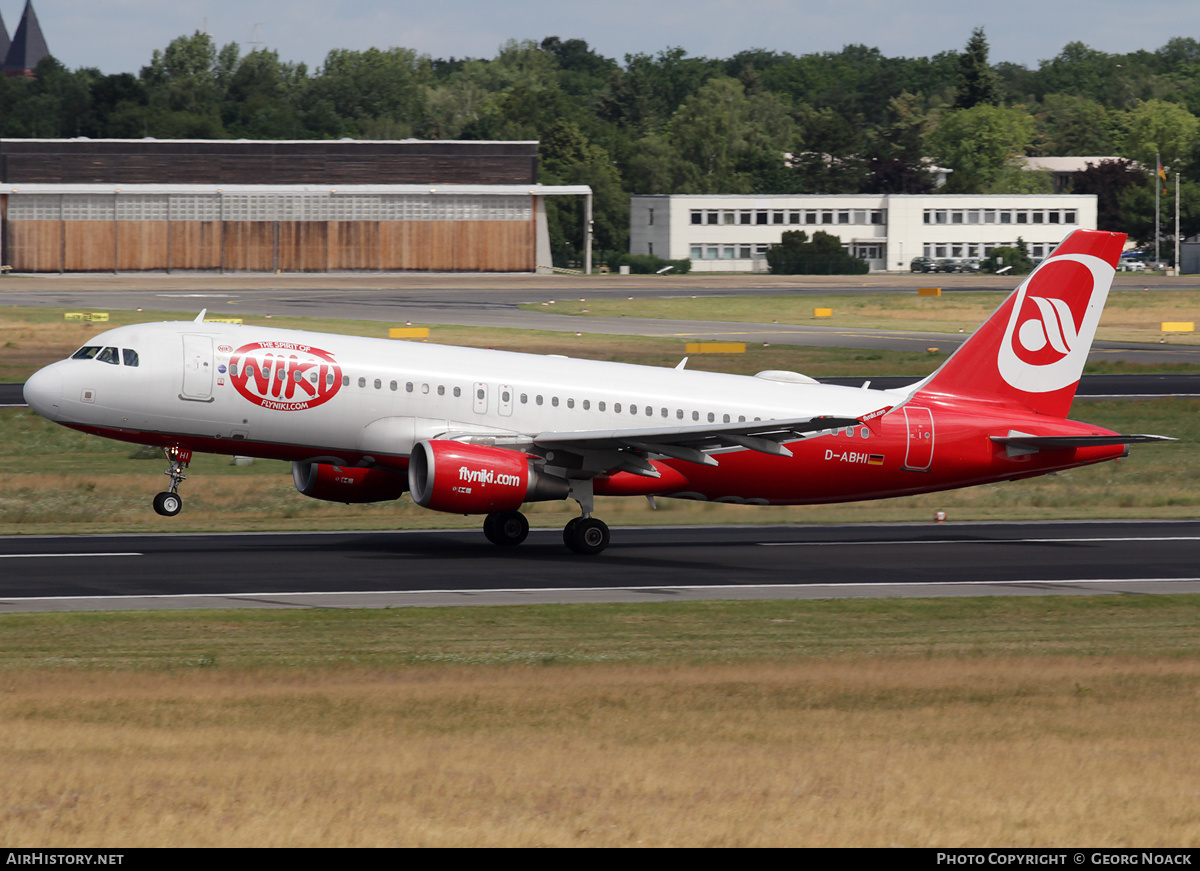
left=996, top=253, right=1111, bottom=394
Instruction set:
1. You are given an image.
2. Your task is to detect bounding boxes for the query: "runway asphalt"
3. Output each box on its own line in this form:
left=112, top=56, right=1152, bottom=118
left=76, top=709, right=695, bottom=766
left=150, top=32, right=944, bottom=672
left=3, top=520, right=1200, bottom=612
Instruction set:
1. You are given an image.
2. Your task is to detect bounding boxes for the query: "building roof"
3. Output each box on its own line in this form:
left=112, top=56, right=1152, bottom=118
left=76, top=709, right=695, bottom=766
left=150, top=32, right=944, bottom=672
left=0, top=183, right=592, bottom=196
left=3, top=0, right=48, bottom=75
left=0, top=11, right=11, bottom=66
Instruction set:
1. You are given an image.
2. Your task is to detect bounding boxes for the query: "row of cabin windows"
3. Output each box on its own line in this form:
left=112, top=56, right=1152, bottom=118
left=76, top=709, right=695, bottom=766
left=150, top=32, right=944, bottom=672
left=340, top=373, right=760, bottom=423
left=335, top=375, right=871, bottom=437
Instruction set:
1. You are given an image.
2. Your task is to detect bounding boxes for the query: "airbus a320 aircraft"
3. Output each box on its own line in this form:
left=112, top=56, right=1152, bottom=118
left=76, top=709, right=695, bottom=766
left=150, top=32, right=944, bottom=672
left=23, top=229, right=1169, bottom=555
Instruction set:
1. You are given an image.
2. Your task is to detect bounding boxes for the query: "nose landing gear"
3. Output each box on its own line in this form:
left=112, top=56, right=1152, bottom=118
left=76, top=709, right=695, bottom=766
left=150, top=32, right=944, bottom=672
left=153, top=446, right=191, bottom=517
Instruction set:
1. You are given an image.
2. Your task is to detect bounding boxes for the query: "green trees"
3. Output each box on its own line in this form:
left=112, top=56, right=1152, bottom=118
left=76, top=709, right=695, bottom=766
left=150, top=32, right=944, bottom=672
left=7, top=27, right=1200, bottom=251
left=926, top=104, right=1037, bottom=193
left=766, top=231, right=868, bottom=275
left=954, top=27, right=1000, bottom=109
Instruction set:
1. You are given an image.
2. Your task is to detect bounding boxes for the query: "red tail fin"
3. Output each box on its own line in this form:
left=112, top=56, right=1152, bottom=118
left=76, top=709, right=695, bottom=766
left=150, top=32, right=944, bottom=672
left=913, top=230, right=1125, bottom=418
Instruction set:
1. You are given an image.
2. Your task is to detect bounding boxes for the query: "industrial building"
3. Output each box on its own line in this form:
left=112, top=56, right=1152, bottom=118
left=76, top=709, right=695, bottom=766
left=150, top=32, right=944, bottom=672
left=630, top=193, right=1099, bottom=272
left=0, top=139, right=591, bottom=273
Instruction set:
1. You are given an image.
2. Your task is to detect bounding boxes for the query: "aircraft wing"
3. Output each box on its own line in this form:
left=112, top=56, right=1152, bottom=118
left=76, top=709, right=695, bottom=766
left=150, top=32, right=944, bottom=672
left=454, top=414, right=863, bottom=477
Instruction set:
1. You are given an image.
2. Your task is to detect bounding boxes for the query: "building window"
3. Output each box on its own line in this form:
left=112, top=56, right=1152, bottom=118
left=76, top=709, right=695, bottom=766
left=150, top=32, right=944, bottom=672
left=690, top=211, right=702, bottom=225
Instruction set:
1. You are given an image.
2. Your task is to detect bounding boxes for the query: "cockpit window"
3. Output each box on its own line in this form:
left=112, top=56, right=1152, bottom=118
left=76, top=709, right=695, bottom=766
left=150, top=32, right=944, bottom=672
left=71, top=346, right=102, bottom=360
left=96, top=347, right=120, bottom=365
left=122, top=349, right=139, bottom=367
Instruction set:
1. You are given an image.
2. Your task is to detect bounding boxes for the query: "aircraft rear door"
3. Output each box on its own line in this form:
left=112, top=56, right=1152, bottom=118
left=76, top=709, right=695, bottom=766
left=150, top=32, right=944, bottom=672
left=902, top=406, right=934, bottom=471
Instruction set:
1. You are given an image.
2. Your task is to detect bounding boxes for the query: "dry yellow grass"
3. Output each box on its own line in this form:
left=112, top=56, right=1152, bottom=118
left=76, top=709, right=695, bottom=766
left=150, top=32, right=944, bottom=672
left=2, top=658, right=1198, bottom=847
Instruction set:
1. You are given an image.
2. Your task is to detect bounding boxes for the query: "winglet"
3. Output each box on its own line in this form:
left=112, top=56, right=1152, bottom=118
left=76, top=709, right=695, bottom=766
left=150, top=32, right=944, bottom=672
left=194, top=309, right=208, bottom=323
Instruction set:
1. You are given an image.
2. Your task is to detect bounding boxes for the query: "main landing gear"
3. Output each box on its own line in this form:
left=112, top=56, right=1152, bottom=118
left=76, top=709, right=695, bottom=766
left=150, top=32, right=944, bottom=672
left=152, top=447, right=191, bottom=517
left=562, top=516, right=610, bottom=556
left=481, top=479, right=611, bottom=555
left=481, top=510, right=612, bottom=555
left=483, top=510, right=529, bottom=546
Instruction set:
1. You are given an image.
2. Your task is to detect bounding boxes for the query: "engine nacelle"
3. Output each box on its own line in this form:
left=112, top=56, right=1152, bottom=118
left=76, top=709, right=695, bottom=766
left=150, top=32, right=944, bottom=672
left=292, top=462, right=408, bottom=504
left=408, top=440, right=570, bottom=514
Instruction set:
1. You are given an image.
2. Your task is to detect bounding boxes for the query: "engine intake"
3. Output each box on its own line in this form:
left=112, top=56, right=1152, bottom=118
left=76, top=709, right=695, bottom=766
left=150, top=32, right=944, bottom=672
left=408, top=440, right=570, bottom=514
left=292, top=462, right=407, bottom=504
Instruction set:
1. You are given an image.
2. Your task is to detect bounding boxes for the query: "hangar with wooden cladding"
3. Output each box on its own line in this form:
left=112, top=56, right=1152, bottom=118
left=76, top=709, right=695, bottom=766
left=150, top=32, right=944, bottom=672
left=0, top=139, right=590, bottom=273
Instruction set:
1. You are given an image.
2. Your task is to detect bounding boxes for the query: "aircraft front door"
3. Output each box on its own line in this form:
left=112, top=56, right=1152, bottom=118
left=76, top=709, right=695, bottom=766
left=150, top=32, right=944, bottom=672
left=180, top=334, right=214, bottom=402
left=902, top=406, right=934, bottom=472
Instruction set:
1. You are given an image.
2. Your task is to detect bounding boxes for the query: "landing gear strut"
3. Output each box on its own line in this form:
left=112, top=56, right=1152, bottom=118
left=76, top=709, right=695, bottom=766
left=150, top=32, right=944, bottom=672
left=483, top=510, right=529, bottom=546
left=153, top=446, right=191, bottom=517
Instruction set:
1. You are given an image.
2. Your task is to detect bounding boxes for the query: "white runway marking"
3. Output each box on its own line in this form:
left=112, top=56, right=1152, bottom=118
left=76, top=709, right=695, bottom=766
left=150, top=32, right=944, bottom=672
left=0, top=552, right=142, bottom=559
left=758, top=536, right=1200, bottom=546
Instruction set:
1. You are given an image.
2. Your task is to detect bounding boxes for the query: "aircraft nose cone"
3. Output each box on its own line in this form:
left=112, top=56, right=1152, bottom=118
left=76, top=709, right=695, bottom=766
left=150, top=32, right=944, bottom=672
left=23, top=365, right=62, bottom=420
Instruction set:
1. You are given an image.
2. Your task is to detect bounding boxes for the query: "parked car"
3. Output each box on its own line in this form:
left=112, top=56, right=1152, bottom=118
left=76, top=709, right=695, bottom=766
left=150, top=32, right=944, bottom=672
left=1118, top=259, right=1146, bottom=272
left=910, top=256, right=937, bottom=273
left=935, top=258, right=960, bottom=273
left=956, top=258, right=980, bottom=273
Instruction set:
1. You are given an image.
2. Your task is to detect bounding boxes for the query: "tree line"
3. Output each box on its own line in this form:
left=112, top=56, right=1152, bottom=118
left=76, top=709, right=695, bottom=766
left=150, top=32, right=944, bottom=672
left=5, top=28, right=1200, bottom=261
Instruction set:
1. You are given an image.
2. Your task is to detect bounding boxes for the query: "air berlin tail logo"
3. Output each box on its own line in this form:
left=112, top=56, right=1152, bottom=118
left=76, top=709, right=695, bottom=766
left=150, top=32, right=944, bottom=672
left=997, top=254, right=1112, bottom=394
left=229, top=342, right=342, bottom=411
left=1015, top=295, right=1079, bottom=363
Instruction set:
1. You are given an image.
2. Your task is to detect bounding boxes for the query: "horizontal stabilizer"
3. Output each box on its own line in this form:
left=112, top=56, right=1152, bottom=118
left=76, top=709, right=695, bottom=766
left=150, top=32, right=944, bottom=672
left=990, top=434, right=1174, bottom=449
